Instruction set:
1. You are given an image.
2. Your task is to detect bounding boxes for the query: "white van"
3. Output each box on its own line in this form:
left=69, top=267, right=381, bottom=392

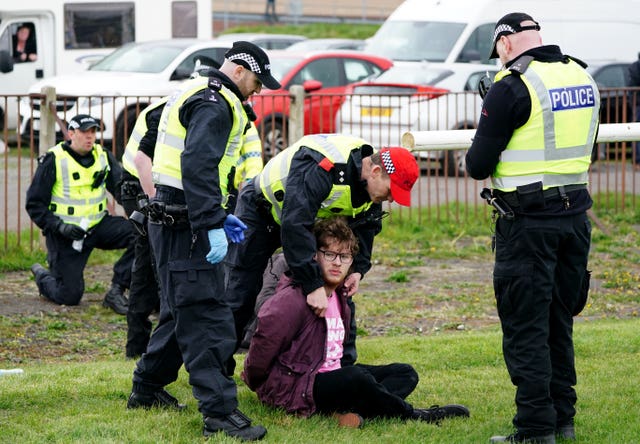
left=0, top=0, right=212, bottom=131
left=364, top=0, right=640, bottom=65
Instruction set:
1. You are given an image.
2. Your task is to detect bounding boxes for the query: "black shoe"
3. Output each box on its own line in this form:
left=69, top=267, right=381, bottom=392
left=490, top=433, right=556, bottom=443
left=556, top=424, right=575, bottom=440
left=411, top=404, right=470, bottom=423
left=127, top=389, right=186, bottom=410
left=203, top=409, right=267, bottom=441
left=102, top=284, right=128, bottom=315
left=30, top=263, right=47, bottom=280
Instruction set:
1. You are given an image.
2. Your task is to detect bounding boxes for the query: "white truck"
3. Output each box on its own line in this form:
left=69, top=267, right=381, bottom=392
left=0, top=0, right=213, bottom=133
left=364, top=0, right=640, bottom=65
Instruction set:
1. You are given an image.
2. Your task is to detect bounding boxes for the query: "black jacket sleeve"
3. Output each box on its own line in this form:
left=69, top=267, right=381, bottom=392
left=281, top=148, right=334, bottom=295
left=105, top=150, right=124, bottom=203
left=25, top=152, right=60, bottom=234
left=138, top=105, right=163, bottom=159
left=179, top=90, right=232, bottom=232
left=350, top=202, right=382, bottom=277
left=465, top=74, right=530, bottom=180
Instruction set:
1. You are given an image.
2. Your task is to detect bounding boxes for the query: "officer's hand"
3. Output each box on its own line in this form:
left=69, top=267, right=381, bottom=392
left=206, top=228, right=228, bottom=264
left=223, top=214, right=248, bottom=243
left=306, top=287, right=328, bottom=318
left=57, top=221, right=86, bottom=240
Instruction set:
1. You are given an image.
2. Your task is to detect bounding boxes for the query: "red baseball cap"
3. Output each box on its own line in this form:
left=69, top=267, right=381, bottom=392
left=379, top=147, right=419, bottom=207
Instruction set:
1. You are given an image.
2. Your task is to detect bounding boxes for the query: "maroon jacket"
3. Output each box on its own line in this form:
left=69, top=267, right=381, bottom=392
left=242, top=274, right=351, bottom=417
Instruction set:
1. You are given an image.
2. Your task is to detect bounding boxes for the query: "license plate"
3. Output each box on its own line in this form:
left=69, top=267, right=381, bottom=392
left=361, top=107, right=392, bottom=117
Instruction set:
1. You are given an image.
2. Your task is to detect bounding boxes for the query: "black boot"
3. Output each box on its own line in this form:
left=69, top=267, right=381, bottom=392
left=411, top=404, right=470, bottom=423
left=30, top=263, right=54, bottom=302
left=490, top=433, right=556, bottom=443
left=102, top=283, right=128, bottom=315
left=127, top=389, right=186, bottom=410
left=203, top=409, right=267, bottom=441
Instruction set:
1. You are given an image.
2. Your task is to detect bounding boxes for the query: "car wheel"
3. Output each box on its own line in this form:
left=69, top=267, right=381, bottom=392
left=114, top=108, right=140, bottom=161
left=261, top=119, right=286, bottom=161
left=445, top=149, right=466, bottom=177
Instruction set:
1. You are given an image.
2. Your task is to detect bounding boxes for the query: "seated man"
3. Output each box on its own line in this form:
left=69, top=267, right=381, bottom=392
left=242, top=217, right=470, bottom=426
left=26, top=114, right=135, bottom=315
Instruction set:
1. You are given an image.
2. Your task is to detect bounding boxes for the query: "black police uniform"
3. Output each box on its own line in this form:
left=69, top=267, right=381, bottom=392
left=225, top=144, right=384, bottom=365
left=132, top=70, right=244, bottom=417
left=119, top=104, right=163, bottom=358
left=466, top=45, right=595, bottom=438
left=26, top=142, right=135, bottom=305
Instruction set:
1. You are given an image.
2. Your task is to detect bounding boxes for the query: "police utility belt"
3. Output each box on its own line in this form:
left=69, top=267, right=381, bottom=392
left=147, top=201, right=189, bottom=227
left=495, top=183, right=586, bottom=210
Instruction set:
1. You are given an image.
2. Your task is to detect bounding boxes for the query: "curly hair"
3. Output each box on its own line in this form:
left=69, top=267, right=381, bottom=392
left=313, top=217, right=359, bottom=256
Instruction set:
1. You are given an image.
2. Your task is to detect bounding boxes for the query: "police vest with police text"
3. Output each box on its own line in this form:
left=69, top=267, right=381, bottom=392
left=491, top=58, right=600, bottom=191
left=257, top=133, right=372, bottom=224
left=49, top=142, right=109, bottom=229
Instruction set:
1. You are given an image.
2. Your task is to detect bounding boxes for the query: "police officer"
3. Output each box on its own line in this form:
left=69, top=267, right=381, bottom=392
left=26, top=114, right=135, bottom=315
left=465, top=13, right=600, bottom=444
left=224, top=134, right=419, bottom=359
left=127, top=41, right=279, bottom=441
left=120, top=98, right=167, bottom=358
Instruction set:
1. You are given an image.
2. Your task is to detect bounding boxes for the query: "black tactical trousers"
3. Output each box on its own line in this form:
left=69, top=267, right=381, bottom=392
left=37, top=215, right=135, bottom=305
left=493, top=212, right=591, bottom=437
left=132, top=191, right=238, bottom=417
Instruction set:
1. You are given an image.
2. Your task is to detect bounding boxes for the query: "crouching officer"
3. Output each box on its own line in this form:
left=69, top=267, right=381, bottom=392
left=465, top=12, right=600, bottom=443
left=120, top=98, right=167, bottom=358
left=26, top=114, right=135, bottom=315
left=127, top=41, right=280, bottom=441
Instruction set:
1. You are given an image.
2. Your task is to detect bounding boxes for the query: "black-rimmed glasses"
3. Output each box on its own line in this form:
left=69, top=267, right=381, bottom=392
left=318, top=249, right=354, bottom=264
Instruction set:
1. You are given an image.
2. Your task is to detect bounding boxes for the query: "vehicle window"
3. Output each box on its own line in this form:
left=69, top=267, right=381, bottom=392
left=269, top=56, right=303, bottom=84
left=457, top=23, right=495, bottom=64
left=174, top=48, right=227, bottom=75
left=64, top=3, right=135, bottom=49
left=6, top=22, right=38, bottom=63
left=90, top=43, right=186, bottom=73
left=172, top=1, right=198, bottom=38
left=344, top=59, right=380, bottom=83
left=291, top=58, right=342, bottom=88
left=265, top=40, right=297, bottom=50
left=592, top=65, right=629, bottom=88
left=364, top=21, right=466, bottom=62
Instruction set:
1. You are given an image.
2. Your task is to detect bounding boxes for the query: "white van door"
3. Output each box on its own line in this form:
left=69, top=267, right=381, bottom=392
left=0, top=14, right=55, bottom=131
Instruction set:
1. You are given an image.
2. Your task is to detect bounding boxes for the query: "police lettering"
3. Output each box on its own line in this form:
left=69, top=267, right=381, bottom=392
left=549, top=85, right=595, bottom=111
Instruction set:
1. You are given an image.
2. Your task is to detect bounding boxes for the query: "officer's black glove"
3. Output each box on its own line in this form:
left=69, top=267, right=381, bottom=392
left=57, top=221, right=86, bottom=240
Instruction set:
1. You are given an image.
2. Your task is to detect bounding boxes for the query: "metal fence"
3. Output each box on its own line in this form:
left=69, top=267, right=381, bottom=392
left=1, top=87, right=639, bottom=251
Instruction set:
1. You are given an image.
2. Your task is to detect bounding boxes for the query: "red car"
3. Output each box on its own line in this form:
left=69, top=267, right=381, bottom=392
left=250, top=50, right=393, bottom=158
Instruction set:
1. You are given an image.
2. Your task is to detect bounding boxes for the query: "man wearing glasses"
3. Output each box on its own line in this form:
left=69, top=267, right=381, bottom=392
left=224, top=135, right=419, bottom=368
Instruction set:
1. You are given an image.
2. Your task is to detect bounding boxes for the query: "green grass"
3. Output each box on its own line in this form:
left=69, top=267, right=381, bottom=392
left=1, top=319, right=638, bottom=443
left=220, top=23, right=380, bottom=40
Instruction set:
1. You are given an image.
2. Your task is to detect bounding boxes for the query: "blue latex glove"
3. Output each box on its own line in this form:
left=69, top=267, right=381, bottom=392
left=206, top=228, right=228, bottom=264
left=223, top=214, right=248, bottom=243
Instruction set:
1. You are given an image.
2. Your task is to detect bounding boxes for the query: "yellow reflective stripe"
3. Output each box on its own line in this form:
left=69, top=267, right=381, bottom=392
left=499, top=145, right=592, bottom=162
left=58, top=211, right=106, bottom=225
left=492, top=172, right=588, bottom=189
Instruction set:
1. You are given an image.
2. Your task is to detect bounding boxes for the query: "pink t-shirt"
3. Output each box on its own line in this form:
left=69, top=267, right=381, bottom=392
left=317, top=291, right=345, bottom=373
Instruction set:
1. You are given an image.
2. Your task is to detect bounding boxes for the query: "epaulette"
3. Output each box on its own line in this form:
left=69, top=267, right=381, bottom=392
left=509, top=55, right=534, bottom=75
left=204, top=78, right=222, bottom=103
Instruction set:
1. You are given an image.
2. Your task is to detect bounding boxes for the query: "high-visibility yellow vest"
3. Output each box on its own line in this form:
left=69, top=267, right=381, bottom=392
left=491, top=58, right=600, bottom=191
left=122, top=98, right=168, bottom=178
left=234, top=122, right=263, bottom=189
left=49, top=142, right=109, bottom=228
left=257, top=134, right=372, bottom=224
left=152, top=77, right=248, bottom=206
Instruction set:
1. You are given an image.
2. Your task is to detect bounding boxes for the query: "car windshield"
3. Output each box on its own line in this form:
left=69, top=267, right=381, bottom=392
left=364, top=21, right=466, bottom=62
left=268, top=55, right=304, bottom=83
left=89, top=43, right=189, bottom=73
left=373, top=65, right=453, bottom=85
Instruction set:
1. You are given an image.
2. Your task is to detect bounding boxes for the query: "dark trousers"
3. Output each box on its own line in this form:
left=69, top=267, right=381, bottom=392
left=133, top=191, right=238, bottom=417
left=121, top=179, right=160, bottom=358
left=224, top=181, right=282, bottom=350
left=36, top=215, right=135, bottom=305
left=313, top=363, right=418, bottom=419
left=493, top=212, right=591, bottom=437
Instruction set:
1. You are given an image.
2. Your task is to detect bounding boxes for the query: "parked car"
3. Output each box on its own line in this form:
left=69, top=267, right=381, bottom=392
left=335, top=62, right=499, bottom=175
left=19, top=39, right=232, bottom=158
left=215, top=33, right=307, bottom=50
left=285, top=38, right=366, bottom=52
left=250, top=50, right=393, bottom=159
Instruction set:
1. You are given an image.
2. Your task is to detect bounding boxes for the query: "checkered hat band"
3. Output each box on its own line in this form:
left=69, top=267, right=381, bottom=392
left=227, top=53, right=262, bottom=74
left=493, top=24, right=516, bottom=42
left=381, top=150, right=395, bottom=174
